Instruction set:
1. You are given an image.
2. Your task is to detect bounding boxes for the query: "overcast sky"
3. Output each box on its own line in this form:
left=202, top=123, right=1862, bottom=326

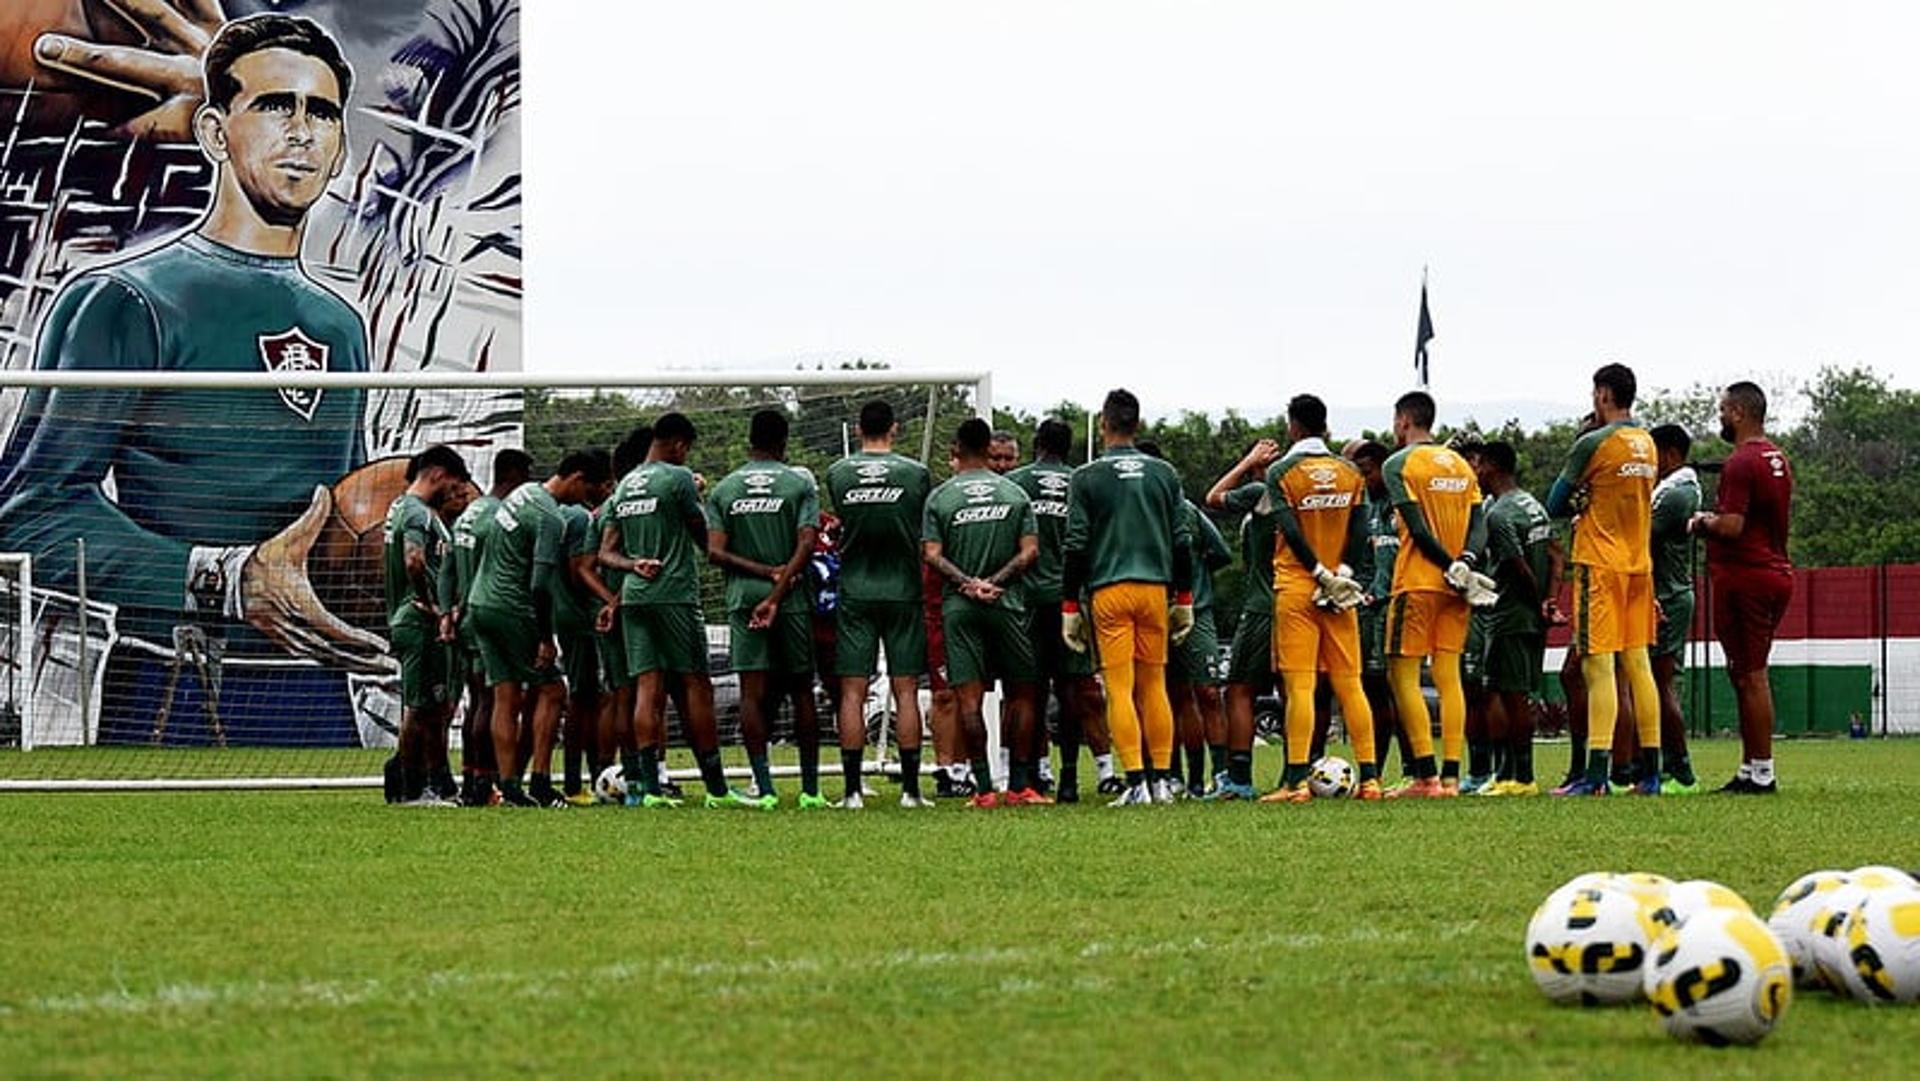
left=523, top=1, right=1919, bottom=423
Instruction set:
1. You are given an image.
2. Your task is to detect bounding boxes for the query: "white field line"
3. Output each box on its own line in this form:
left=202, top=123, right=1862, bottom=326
left=1, top=922, right=1481, bottom=1020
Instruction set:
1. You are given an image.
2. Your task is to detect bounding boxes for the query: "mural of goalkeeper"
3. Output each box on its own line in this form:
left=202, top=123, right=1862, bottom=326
left=0, top=13, right=386, bottom=744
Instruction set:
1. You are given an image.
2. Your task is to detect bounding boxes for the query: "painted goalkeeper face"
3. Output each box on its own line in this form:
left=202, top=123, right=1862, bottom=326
left=194, top=17, right=353, bottom=229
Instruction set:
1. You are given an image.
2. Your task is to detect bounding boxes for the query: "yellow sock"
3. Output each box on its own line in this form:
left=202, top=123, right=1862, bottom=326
left=1388, top=656, right=1432, bottom=759
left=1433, top=651, right=1465, bottom=767
left=1622, top=647, right=1660, bottom=750
left=1282, top=670, right=1318, bottom=766
left=1582, top=652, right=1619, bottom=753
left=1138, top=661, right=1175, bottom=771
left=1330, top=672, right=1376, bottom=768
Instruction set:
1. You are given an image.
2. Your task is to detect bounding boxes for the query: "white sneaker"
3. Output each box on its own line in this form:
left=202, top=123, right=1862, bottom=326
left=899, top=792, right=932, bottom=809
left=407, top=792, right=458, bottom=808
left=1108, top=782, right=1152, bottom=808
left=1150, top=779, right=1176, bottom=805
left=837, top=792, right=865, bottom=810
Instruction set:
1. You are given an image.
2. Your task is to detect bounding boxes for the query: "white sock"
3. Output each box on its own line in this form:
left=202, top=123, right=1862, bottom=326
left=1736, top=761, right=1754, bottom=781
left=1037, top=758, right=1055, bottom=782
left=1095, top=753, right=1115, bottom=781
left=1750, top=758, right=1775, bottom=785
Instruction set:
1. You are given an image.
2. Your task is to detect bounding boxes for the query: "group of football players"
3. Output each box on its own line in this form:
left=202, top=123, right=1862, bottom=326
left=380, top=363, right=1795, bottom=808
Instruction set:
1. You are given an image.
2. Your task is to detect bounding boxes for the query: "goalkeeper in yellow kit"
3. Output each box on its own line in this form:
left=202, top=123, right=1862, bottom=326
left=1380, top=391, right=1498, bottom=798
left=1258, top=395, right=1382, bottom=803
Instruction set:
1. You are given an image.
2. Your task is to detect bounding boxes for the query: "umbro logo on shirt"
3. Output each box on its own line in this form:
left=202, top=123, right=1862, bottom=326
left=856, top=463, right=891, bottom=482
left=1038, top=474, right=1069, bottom=494
left=1114, top=459, right=1145, bottom=477
left=962, top=481, right=997, bottom=500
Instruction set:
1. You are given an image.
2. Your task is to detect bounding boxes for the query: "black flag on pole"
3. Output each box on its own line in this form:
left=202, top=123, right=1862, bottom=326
left=1414, top=278, right=1435, bottom=388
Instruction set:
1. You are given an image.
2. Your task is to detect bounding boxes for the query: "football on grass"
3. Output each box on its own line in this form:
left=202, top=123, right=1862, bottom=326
left=1307, top=756, right=1355, bottom=799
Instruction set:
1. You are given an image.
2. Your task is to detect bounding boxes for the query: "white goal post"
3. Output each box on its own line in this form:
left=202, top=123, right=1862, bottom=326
left=0, top=368, right=994, bottom=791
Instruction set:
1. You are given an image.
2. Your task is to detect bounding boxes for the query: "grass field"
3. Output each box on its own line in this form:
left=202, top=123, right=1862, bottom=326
left=2, top=739, right=1917, bottom=1080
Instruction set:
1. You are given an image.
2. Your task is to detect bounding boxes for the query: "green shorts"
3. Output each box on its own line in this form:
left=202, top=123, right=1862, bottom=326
left=1359, top=605, right=1388, bottom=675
left=1227, top=604, right=1274, bottom=686
left=834, top=599, right=926, bottom=677
left=729, top=607, right=815, bottom=674
left=1171, top=608, right=1223, bottom=686
left=1654, top=590, right=1694, bottom=662
left=559, top=631, right=601, bottom=696
left=1462, top=612, right=1492, bottom=686
left=391, top=622, right=452, bottom=708
left=623, top=604, right=708, bottom=677
left=1487, top=631, right=1545, bottom=696
left=468, top=604, right=560, bottom=688
left=1028, top=601, right=1096, bottom=679
left=943, top=600, right=1037, bottom=687
left=597, top=617, right=634, bottom=690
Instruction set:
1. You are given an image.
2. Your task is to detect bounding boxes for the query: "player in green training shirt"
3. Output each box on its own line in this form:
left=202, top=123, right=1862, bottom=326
left=445, top=449, right=530, bottom=805
left=706, top=410, right=827, bottom=808
left=1204, top=437, right=1283, bottom=800
left=552, top=451, right=619, bottom=804
left=1648, top=424, right=1703, bottom=793
left=1007, top=418, right=1111, bottom=802
left=923, top=419, right=1043, bottom=805
left=381, top=446, right=470, bottom=804
left=1473, top=441, right=1560, bottom=796
left=468, top=451, right=611, bottom=807
left=1343, top=439, right=1416, bottom=780
left=825, top=400, right=934, bottom=808
left=599, top=413, right=744, bottom=809
left=1061, top=389, right=1195, bottom=807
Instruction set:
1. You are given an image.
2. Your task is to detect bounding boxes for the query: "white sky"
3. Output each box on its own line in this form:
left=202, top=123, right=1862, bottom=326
left=522, top=1, right=1920, bottom=422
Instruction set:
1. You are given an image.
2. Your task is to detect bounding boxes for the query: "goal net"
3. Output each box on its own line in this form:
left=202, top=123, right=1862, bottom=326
left=0, top=370, right=989, bottom=788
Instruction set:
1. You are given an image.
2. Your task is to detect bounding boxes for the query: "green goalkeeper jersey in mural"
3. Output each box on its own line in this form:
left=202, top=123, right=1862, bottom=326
left=0, top=234, right=368, bottom=639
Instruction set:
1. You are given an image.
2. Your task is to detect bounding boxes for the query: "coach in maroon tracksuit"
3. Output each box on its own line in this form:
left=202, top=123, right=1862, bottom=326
left=1690, top=381, right=1794, bottom=795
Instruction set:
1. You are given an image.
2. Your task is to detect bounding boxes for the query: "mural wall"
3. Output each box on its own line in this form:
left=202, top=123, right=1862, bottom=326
left=0, top=1, right=521, bottom=748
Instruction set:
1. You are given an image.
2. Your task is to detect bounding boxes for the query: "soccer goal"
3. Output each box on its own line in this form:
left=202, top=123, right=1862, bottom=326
left=0, top=368, right=991, bottom=790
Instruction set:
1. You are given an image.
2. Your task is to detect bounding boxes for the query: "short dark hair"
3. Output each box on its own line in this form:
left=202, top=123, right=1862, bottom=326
left=1593, top=363, right=1637, bottom=409
left=1479, top=440, right=1518, bottom=476
left=557, top=448, right=612, bottom=484
left=1287, top=394, right=1329, bottom=437
left=204, top=14, right=354, bottom=111
left=1725, top=381, right=1767, bottom=423
left=1101, top=389, right=1141, bottom=436
left=1034, top=418, right=1073, bottom=457
left=1347, top=440, right=1389, bottom=468
left=653, top=412, right=697, bottom=445
left=612, top=426, right=652, bottom=475
left=749, top=409, right=789, bottom=453
left=491, top=448, right=533, bottom=487
left=991, top=429, right=1018, bottom=446
left=1136, top=439, right=1164, bottom=460
left=954, top=417, right=993, bottom=456
left=406, top=444, right=469, bottom=483
left=1394, top=391, right=1436, bottom=430
left=1650, top=423, right=1692, bottom=458
left=858, top=400, right=895, bottom=438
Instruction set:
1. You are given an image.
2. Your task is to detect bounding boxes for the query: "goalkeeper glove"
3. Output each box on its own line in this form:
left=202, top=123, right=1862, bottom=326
left=1169, top=593, right=1196, bottom=644
left=1311, top=563, right=1367, bottom=611
left=1061, top=601, right=1091, bottom=654
left=1444, top=557, right=1500, bottom=608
